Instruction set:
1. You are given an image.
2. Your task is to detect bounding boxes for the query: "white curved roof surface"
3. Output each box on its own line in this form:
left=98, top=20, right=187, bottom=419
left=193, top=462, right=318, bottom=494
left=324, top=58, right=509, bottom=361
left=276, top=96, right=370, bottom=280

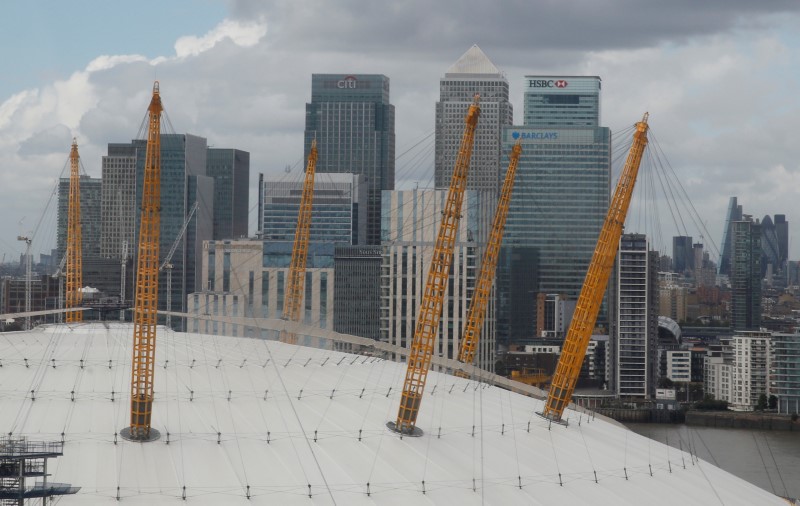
left=0, top=323, right=784, bottom=505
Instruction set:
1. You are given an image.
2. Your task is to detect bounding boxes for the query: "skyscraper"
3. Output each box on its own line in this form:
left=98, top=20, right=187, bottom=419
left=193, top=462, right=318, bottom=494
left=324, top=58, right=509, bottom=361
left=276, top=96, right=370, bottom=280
left=611, top=233, right=659, bottom=398
left=100, top=143, right=138, bottom=259
left=260, top=173, right=367, bottom=245
left=435, top=45, right=513, bottom=194
left=499, top=76, right=610, bottom=342
left=672, top=235, right=693, bottom=274
left=101, top=135, right=247, bottom=327
left=718, top=196, right=743, bottom=277
left=774, top=214, right=789, bottom=264
left=304, top=74, right=395, bottom=245
left=206, top=148, right=250, bottom=240
left=730, top=217, right=762, bottom=331
left=57, top=175, right=102, bottom=262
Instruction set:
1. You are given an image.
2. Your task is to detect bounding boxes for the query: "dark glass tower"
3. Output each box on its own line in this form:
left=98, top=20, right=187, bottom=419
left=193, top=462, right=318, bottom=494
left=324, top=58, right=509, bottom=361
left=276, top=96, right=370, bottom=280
left=730, top=217, right=762, bottom=331
left=304, top=74, right=395, bottom=245
left=206, top=148, right=250, bottom=240
left=498, top=76, right=610, bottom=344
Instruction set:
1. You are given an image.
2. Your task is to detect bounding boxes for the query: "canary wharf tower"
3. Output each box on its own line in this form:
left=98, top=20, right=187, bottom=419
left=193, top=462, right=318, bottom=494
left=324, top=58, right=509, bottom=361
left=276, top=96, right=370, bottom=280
left=435, top=45, right=513, bottom=194
left=304, top=74, right=395, bottom=245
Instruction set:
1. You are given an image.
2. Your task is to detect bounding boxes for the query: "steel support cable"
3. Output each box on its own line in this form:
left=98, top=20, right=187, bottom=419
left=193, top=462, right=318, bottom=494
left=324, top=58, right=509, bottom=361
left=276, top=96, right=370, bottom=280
left=752, top=432, right=777, bottom=495
left=257, top=335, right=336, bottom=503
left=506, top=388, right=523, bottom=489
left=210, top=332, right=253, bottom=499
left=649, top=129, right=721, bottom=259
left=650, top=147, right=686, bottom=241
left=761, top=432, right=788, bottom=498
left=649, top=135, right=692, bottom=241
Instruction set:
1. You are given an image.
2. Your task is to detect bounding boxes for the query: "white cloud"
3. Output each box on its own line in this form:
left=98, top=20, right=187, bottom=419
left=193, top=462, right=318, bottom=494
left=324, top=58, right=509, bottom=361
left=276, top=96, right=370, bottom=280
left=174, top=19, right=267, bottom=58
left=2, top=5, right=800, bottom=262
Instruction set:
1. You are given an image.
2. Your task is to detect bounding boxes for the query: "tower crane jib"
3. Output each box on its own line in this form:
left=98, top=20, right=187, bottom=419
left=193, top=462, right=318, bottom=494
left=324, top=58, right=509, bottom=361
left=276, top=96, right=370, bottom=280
left=66, top=139, right=83, bottom=323
left=392, top=95, right=481, bottom=435
left=457, top=141, right=522, bottom=370
left=542, top=113, right=650, bottom=422
left=281, top=140, right=318, bottom=344
left=123, top=81, right=163, bottom=442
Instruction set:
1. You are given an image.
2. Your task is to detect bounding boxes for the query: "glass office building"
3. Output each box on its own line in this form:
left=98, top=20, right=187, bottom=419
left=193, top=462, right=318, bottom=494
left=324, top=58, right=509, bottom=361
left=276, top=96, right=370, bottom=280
left=499, top=126, right=611, bottom=341
left=523, top=76, right=601, bottom=127
left=494, top=75, right=610, bottom=345
left=57, top=175, right=102, bottom=262
left=304, top=74, right=395, bottom=246
left=260, top=173, right=367, bottom=245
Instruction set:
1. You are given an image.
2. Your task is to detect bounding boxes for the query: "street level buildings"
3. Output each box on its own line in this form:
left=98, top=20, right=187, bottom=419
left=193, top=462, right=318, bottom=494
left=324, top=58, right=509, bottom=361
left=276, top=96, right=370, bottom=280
left=434, top=45, right=513, bottom=195
left=769, top=331, right=800, bottom=414
left=304, top=74, right=395, bottom=246
left=188, top=240, right=335, bottom=342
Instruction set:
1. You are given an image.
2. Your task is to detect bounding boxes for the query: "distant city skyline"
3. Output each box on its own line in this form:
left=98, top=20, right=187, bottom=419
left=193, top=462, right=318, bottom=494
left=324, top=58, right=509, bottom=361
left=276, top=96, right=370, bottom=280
left=2, top=2, right=800, bottom=264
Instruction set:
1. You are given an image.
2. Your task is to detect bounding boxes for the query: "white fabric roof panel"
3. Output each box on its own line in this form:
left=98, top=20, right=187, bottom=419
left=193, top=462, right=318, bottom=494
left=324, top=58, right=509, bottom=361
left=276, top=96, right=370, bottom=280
left=0, top=323, right=785, bottom=505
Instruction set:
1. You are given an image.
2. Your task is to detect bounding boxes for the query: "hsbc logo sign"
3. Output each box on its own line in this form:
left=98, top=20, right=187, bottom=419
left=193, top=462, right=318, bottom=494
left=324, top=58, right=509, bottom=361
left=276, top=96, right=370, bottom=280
left=527, top=79, right=569, bottom=88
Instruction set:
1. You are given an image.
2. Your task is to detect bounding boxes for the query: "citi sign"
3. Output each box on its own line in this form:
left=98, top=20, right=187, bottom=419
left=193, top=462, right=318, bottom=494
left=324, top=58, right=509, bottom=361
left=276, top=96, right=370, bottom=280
left=527, top=79, right=568, bottom=88
left=337, top=76, right=358, bottom=88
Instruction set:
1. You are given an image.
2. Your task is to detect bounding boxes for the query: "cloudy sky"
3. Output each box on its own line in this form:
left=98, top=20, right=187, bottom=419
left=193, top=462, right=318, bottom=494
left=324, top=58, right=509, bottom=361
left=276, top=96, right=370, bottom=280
left=2, top=0, right=800, bottom=264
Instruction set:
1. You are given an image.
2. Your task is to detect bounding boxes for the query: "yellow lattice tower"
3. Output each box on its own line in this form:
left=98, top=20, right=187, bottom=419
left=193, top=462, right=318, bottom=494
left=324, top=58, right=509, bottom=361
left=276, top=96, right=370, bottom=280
left=543, top=113, right=649, bottom=422
left=281, top=140, right=318, bottom=344
left=124, top=82, right=163, bottom=441
left=392, top=96, right=481, bottom=435
left=65, top=139, right=83, bottom=323
left=457, top=141, right=522, bottom=371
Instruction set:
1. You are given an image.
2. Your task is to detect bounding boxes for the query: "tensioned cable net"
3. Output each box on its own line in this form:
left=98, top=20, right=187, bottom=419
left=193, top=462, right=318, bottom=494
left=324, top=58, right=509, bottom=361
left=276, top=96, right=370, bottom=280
left=0, top=323, right=785, bottom=505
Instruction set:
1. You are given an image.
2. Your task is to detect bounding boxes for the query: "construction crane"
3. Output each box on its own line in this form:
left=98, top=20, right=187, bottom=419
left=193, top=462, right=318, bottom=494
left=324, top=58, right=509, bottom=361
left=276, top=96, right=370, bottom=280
left=65, top=139, right=83, bottom=323
left=124, top=81, right=163, bottom=442
left=542, top=113, right=650, bottom=422
left=392, top=95, right=481, bottom=435
left=160, top=200, right=199, bottom=329
left=456, top=141, right=522, bottom=372
left=281, top=140, right=318, bottom=345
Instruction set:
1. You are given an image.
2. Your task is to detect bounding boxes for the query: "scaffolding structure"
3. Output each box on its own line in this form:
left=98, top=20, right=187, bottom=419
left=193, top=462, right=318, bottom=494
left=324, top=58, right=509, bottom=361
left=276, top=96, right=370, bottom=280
left=0, top=437, right=79, bottom=505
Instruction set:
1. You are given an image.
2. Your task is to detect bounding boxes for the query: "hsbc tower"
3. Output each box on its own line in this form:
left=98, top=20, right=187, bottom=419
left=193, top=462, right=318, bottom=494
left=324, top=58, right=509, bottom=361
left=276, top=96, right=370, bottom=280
left=497, top=75, right=610, bottom=347
left=522, top=75, right=601, bottom=127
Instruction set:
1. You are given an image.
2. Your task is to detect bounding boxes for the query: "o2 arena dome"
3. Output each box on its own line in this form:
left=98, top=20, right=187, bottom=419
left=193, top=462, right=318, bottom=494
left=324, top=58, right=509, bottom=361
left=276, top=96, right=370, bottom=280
left=0, top=323, right=787, bottom=505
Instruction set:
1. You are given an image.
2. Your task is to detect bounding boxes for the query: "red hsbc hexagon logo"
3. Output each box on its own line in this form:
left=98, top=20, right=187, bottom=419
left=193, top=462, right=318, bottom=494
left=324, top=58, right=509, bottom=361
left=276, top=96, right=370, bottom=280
left=554, top=80, right=568, bottom=88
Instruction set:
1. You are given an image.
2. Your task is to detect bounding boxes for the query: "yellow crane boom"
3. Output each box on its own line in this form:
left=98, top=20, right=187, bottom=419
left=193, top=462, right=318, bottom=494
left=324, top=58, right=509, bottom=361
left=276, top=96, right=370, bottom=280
left=124, top=82, right=163, bottom=441
left=282, top=140, right=318, bottom=344
left=392, top=96, right=481, bottom=435
left=457, top=141, right=522, bottom=370
left=65, top=139, right=83, bottom=323
left=543, top=113, right=649, bottom=421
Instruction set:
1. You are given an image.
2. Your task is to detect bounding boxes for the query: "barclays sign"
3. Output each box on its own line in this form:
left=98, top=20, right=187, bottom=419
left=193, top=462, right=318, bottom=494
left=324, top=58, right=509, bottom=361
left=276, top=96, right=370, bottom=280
left=511, top=131, right=558, bottom=140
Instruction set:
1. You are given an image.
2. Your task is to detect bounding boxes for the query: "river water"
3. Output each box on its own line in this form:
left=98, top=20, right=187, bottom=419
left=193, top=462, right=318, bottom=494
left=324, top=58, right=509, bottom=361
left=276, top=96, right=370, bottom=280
left=627, top=423, right=800, bottom=500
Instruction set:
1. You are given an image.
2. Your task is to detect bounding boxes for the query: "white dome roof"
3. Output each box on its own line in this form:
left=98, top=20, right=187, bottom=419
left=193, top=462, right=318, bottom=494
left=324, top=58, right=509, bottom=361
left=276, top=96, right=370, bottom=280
left=0, top=323, right=784, bottom=505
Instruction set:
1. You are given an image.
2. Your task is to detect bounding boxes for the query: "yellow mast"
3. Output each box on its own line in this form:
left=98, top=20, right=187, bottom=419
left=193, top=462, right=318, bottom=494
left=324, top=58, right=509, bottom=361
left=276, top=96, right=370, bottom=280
left=543, top=113, right=650, bottom=421
left=282, top=140, right=318, bottom=344
left=457, top=141, right=522, bottom=370
left=124, top=82, right=163, bottom=441
left=392, top=96, right=481, bottom=434
left=65, top=139, right=83, bottom=323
